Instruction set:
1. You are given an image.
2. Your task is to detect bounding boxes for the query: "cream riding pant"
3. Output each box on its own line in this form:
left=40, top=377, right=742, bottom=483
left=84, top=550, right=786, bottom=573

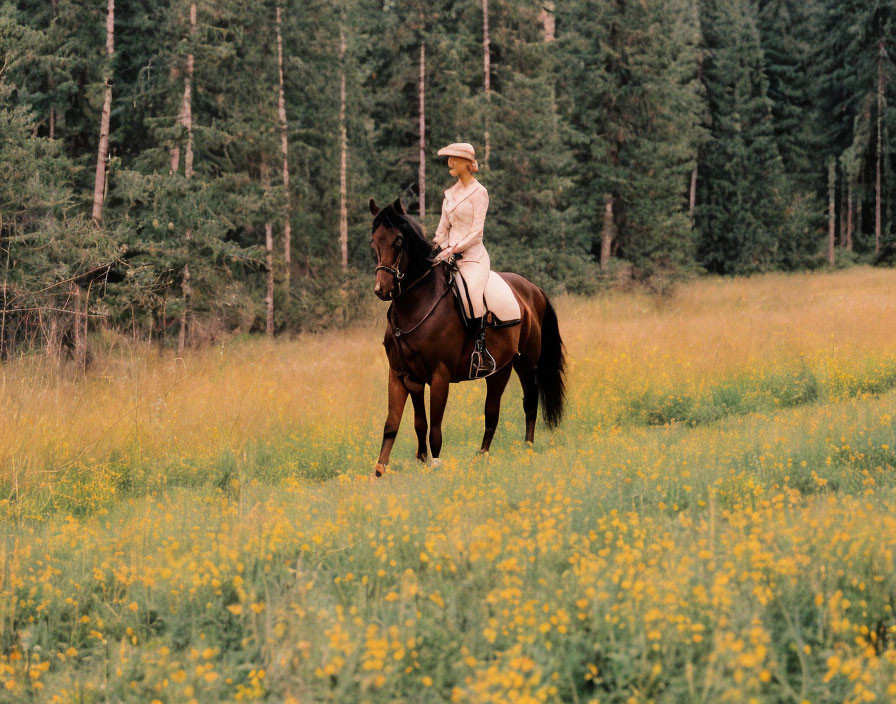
left=457, top=251, right=490, bottom=318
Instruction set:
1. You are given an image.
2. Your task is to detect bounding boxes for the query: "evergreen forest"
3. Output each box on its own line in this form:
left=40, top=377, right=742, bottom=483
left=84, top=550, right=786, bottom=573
left=1, top=0, right=894, bottom=357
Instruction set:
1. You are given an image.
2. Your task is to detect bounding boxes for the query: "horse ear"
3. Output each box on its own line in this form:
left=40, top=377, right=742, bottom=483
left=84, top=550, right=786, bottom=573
left=369, top=198, right=380, bottom=216
left=392, top=198, right=405, bottom=215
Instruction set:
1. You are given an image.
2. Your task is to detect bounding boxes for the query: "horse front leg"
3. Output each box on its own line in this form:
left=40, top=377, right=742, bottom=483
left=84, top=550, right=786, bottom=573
left=409, top=387, right=428, bottom=463
left=375, top=368, right=409, bottom=477
left=428, top=366, right=451, bottom=468
left=480, top=364, right=512, bottom=454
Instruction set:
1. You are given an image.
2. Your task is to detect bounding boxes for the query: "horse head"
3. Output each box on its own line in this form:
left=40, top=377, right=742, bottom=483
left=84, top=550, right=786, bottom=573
left=369, top=197, right=433, bottom=300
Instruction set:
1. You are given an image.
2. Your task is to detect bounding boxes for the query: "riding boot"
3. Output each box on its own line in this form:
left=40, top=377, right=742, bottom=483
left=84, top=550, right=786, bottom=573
left=469, top=316, right=496, bottom=379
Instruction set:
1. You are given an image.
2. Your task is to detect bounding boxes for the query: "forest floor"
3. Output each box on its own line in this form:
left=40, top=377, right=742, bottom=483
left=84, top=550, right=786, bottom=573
left=2, top=266, right=896, bottom=702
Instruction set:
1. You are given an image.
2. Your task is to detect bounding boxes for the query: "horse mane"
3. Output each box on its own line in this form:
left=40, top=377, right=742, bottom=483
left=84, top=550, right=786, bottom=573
left=372, top=202, right=434, bottom=275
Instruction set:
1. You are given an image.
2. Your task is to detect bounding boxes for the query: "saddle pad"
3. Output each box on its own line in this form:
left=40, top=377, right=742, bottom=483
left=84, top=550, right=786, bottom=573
left=456, top=270, right=522, bottom=322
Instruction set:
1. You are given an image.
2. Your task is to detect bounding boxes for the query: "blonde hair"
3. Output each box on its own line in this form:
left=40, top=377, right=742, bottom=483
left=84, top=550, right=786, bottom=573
left=448, top=155, right=480, bottom=174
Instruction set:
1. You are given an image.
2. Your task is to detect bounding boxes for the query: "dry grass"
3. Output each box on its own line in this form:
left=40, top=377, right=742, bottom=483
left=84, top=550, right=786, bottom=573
left=2, top=267, right=896, bottom=516
left=2, top=267, right=896, bottom=702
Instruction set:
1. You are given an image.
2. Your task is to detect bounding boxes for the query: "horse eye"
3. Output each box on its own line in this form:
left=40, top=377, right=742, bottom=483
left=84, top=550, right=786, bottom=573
left=394, top=236, right=403, bottom=248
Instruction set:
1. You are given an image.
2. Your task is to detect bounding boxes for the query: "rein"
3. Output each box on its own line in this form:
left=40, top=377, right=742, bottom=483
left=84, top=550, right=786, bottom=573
left=374, top=232, right=452, bottom=302
left=388, top=265, right=454, bottom=339
left=389, top=259, right=439, bottom=299
left=373, top=208, right=458, bottom=348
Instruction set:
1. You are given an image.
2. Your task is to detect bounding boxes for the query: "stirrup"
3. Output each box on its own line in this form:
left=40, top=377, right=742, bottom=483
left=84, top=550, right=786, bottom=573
left=470, top=336, right=496, bottom=379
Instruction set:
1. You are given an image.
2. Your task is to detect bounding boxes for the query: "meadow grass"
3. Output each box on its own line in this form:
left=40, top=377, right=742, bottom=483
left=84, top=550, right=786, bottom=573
left=1, top=266, right=896, bottom=702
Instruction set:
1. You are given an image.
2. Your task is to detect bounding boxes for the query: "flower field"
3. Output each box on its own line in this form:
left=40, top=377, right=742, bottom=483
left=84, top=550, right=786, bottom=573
left=2, top=267, right=896, bottom=703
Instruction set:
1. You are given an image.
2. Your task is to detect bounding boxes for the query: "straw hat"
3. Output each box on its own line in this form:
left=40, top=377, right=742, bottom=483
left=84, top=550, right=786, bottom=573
left=437, top=143, right=476, bottom=161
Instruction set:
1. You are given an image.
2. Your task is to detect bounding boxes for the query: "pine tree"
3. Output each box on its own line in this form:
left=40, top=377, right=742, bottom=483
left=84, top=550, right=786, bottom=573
left=562, top=0, right=706, bottom=286
left=697, top=0, right=787, bottom=274
left=753, top=0, right=826, bottom=267
left=754, top=0, right=822, bottom=191
left=485, top=1, right=568, bottom=270
left=815, top=0, right=895, bottom=258
left=0, top=6, right=118, bottom=358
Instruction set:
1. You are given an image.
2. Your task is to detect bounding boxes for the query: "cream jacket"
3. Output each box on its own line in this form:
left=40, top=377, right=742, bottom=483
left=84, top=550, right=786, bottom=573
left=433, top=181, right=489, bottom=263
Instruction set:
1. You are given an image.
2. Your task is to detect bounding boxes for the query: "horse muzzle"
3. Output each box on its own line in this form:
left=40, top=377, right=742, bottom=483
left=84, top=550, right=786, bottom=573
left=374, top=283, right=394, bottom=301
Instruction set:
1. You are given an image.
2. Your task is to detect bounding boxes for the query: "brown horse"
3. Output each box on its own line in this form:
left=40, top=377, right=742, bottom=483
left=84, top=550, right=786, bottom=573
left=369, top=198, right=566, bottom=476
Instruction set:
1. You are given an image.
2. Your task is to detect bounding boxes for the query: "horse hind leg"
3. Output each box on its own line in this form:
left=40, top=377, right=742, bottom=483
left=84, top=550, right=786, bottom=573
left=409, top=387, right=428, bottom=463
left=480, top=364, right=512, bottom=454
left=514, top=359, right=538, bottom=444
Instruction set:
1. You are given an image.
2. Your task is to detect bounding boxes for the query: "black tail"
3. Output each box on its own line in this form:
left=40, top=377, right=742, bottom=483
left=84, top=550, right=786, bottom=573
left=537, top=297, right=566, bottom=429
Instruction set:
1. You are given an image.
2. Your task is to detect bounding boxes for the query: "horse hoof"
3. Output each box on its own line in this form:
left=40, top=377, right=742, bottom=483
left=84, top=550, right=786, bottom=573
left=416, top=453, right=427, bottom=464
left=430, top=457, right=442, bottom=469
left=373, top=463, right=387, bottom=478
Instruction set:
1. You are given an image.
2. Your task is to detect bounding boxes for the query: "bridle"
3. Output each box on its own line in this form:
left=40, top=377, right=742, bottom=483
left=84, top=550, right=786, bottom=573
left=373, top=209, right=443, bottom=301
left=374, top=241, right=406, bottom=298
left=372, top=208, right=411, bottom=299
left=372, top=212, right=457, bottom=364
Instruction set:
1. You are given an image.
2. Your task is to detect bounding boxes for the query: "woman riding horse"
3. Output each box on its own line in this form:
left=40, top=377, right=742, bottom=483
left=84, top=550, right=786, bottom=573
left=370, top=142, right=566, bottom=477
left=432, top=143, right=494, bottom=376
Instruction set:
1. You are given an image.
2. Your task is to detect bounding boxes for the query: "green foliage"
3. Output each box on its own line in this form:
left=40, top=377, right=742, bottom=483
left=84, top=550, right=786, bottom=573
left=1, top=0, right=895, bottom=349
left=0, top=7, right=119, bottom=355
left=562, top=0, right=706, bottom=283
left=696, top=0, right=789, bottom=274
left=814, top=0, right=896, bottom=256
left=618, top=358, right=896, bottom=428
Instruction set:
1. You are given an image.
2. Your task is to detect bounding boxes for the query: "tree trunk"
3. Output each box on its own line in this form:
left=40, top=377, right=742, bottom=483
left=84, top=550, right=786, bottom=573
left=875, top=39, right=885, bottom=257
left=46, top=314, right=60, bottom=366
left=184, top=2, right=195, bottom=178
left=48, top=28, right=56, bottom=143
left=857, top=195, right=863, bottom=248
left=846, top=184, right=854, bottom=251
left=600, top=194, right=615, bottom=270
left=265, top=220, right=274, bottom=336
left=72, top=283, right=86, bottom=372
left=0, top=249, right=8, bottom=360
left=482, top=0, right=490, bottom=166
left=177, top=263, right=190, bottom=354
left=262, top=159, right=274, bottom=337
left=418, top=40, right=426, bottom=228
left=827, top=158, right=836, bottom=265
left=276, top=4, right=292, bottom=282
left=91, top=0, right=114, bottom=224
left=539, top=2, right=555, bottom=42
left=339, top=25, right=349, bottom=272
left=689, top=165, right=697, bottom=221
left=170, top=2, right=195, bottom=176
left=838, top=183, right=847, bottom=247
left=690, top=54, right=703, bottom=223
left=175, top=2, right=196, bottom=355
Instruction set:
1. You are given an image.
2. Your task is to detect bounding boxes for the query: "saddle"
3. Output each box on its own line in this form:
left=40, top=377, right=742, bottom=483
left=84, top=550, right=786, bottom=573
left=447, top=256, right=521, bottom=330
left=445, top=255, right=521, bottom=379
